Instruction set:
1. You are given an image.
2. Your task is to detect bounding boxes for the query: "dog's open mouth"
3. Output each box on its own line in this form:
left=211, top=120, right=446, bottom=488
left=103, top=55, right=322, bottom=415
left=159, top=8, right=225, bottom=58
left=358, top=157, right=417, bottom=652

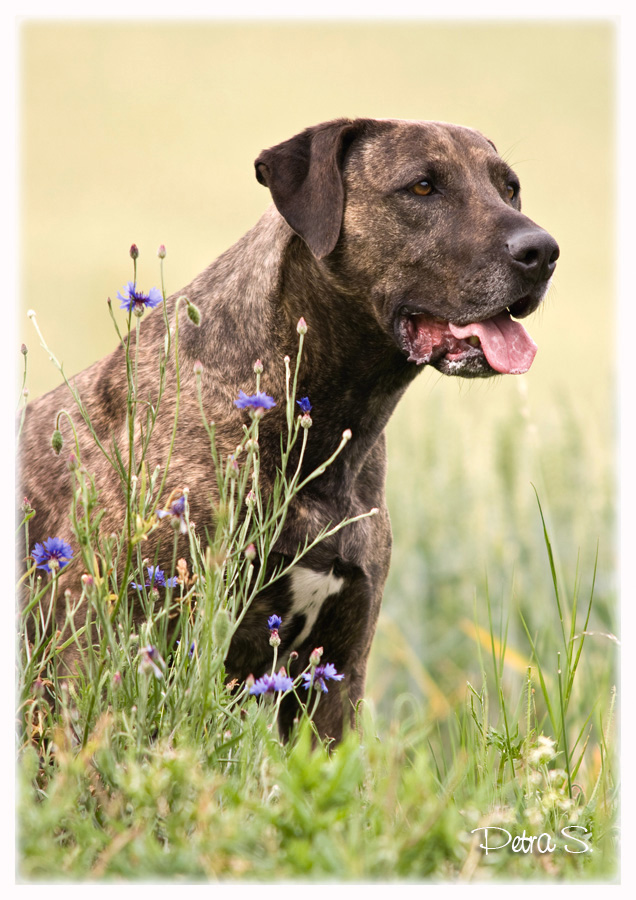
left=397, top=308, right=537, bottom=376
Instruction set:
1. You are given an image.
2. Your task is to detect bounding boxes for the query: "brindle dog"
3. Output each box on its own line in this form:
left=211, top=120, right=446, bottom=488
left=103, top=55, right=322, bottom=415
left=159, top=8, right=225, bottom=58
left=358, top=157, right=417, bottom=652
left=19, top=117, right=559, bottom=740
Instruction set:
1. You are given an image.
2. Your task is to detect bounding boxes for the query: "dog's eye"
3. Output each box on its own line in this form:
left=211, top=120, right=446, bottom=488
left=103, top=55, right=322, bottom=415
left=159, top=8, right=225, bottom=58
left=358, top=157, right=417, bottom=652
left=506, top=183, right=518, bottom=201
left=410, top=180, right=434, bottom=196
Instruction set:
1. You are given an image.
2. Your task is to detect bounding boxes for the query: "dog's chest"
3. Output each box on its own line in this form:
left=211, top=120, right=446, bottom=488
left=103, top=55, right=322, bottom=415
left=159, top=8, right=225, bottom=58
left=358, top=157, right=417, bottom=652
left=286, top=565, right=345, bottom=648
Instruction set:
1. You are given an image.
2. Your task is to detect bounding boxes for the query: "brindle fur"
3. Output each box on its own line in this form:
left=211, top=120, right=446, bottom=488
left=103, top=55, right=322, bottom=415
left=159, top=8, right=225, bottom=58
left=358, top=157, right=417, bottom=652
left=18, top=118, right=558, bottom=741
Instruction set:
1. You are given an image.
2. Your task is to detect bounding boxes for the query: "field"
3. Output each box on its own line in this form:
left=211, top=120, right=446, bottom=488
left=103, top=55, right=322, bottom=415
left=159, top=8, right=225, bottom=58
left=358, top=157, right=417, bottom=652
left=16, top=21, right=617, bottom=882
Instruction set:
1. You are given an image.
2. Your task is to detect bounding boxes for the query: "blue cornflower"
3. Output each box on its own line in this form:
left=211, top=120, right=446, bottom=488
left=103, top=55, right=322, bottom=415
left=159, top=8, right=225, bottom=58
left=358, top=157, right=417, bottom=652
left=249, top=670, right=294, bottom=696
left=32, top=537, right=73, bottom=573
left=296, top=396, right=312, bottom=414
left=117, top=281, right=163, bottom=316
left=234, top=390, right=277, bottom=411
left=130, top=565, right=178, bottom=590
left=302, top=662, right=345, bottom=693
left=157, top=494, right=187, bottom=534
left=268, top=614, right=282, bottom=632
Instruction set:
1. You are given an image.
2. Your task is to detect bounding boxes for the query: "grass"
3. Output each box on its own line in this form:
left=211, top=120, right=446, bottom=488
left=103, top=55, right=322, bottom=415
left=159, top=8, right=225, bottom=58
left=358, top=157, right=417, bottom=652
left=16, top=249, right=618, bottom=883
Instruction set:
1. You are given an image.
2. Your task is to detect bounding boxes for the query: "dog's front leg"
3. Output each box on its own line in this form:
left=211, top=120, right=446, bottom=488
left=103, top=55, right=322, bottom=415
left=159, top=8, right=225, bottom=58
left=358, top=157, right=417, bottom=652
left=277, top=559, right=388, bottom=744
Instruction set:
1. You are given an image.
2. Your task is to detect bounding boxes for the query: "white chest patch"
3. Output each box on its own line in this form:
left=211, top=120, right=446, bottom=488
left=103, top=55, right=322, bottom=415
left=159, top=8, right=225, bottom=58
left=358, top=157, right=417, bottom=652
left=288, top=566, right=345, bottom=647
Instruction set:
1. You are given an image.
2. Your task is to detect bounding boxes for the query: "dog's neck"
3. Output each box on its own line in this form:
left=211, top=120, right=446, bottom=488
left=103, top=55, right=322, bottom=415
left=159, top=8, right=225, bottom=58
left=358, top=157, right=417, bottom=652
left=179, top=207, right=420, bottom=489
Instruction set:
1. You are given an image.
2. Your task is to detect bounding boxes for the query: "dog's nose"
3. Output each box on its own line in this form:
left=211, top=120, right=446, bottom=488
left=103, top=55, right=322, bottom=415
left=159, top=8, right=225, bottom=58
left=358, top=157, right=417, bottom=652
left=506, top=229, right=560, bottom=282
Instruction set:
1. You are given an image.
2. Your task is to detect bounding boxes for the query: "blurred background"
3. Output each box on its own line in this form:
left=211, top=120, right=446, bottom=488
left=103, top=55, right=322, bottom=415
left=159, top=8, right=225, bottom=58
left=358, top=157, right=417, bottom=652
left=19, top=21, right=615, bottom=720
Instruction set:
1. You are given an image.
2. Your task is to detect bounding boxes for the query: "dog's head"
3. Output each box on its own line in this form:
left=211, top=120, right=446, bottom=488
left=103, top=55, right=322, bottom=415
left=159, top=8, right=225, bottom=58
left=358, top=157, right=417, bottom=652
left=255, top=117, right=559, bottom=378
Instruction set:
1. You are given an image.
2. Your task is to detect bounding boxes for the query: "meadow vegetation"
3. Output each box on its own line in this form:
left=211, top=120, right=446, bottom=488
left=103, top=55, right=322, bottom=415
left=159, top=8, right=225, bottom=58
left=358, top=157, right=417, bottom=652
left=16, top=248, right=617, bottom=882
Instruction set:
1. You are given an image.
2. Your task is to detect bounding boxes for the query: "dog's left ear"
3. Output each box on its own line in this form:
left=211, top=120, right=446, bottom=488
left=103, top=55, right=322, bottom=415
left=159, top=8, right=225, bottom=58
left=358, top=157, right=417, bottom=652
left=255, top=118, right=365, bottom=259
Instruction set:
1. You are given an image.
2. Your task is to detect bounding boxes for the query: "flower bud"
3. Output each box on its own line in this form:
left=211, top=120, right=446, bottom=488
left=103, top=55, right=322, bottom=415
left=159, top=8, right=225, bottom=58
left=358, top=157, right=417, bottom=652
left=269, top=630, right=281, bottom=648
left=21, top=343, right=27, bottom=356
left=129, top=244, right=139, bottom=260
left=157, top=244, right=166, bottom=259
left=213, top=608, right=231, bottom=645
left=51, top=429, right=63, bottom=455
left=193, top=360, right=203, bottom=376
left=186, top=301, right=201, bottom=326
left=253, top=359, right=263, bottom=374
left=81, top=574, right=94, bottom=588
left=342, top=428, right=352, bottom=442
left=245, top=674, right=255, bottom=690
left=244, top=543, right=256, bottom=562
left=297, top=317, right=307, bottom=335
left=309, top=646, right=323, bottom=667
left=300, top=413, right=312, bottom=429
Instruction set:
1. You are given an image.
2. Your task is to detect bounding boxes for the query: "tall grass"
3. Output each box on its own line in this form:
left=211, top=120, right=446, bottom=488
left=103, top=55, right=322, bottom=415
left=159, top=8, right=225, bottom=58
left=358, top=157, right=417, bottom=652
left=16, top=248, right=617, bottom=882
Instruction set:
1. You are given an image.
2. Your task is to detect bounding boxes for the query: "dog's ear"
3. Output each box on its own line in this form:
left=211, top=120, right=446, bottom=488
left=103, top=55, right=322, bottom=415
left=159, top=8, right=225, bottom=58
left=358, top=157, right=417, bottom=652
left=254, top=119, right=365, bottom=259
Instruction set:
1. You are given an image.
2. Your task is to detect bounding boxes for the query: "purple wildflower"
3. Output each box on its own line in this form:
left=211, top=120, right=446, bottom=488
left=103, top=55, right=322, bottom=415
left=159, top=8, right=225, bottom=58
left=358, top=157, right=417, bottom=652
left=139, top=645, right=165, bottom=679
left=176, top=639, right=196, bottom=658
left=117, top=281, right=163, bottom=315
left=297, top=396, right=312, bottom=414
left=268, top=614, right=282, bottom=632
left=157, top=495, right=187, bottom=534
left=234, top=390, right=276, bottom=411
left=130, top=565, right=178, bottom=590
left=302, top=662, right=345, bottom=693
left=249, top=670, right=294, bottom=696
left=32, top=537, right=73, bottom=573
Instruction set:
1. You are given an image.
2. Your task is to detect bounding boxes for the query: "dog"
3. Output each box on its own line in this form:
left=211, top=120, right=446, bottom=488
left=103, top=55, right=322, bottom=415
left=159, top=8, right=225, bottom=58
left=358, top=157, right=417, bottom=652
left=19, top=117, right=559, bottom=740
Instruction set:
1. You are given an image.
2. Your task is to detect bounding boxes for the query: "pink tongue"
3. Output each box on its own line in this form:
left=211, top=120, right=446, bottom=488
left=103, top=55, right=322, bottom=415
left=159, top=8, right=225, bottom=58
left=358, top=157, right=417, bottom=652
left=449, top=312, right=537, bottom=374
